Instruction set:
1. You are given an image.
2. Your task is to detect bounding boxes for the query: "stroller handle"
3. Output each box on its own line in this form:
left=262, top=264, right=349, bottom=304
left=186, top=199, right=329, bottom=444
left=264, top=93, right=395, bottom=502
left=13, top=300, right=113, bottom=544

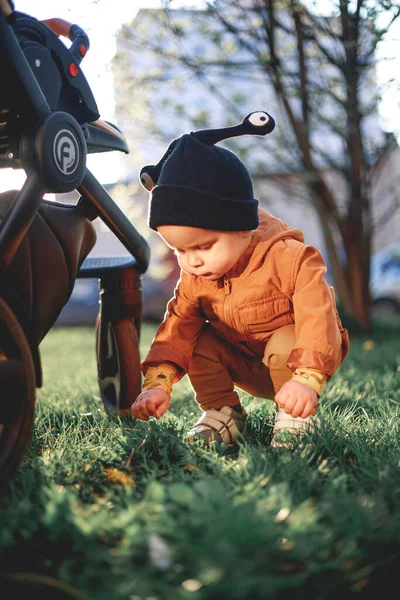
left=42, top=18, right=90, bottom=65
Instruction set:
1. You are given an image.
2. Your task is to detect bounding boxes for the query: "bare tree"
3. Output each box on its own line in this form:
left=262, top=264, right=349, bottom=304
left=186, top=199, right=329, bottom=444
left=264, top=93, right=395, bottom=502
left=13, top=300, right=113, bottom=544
left=114, top=0, right=400, bottom=330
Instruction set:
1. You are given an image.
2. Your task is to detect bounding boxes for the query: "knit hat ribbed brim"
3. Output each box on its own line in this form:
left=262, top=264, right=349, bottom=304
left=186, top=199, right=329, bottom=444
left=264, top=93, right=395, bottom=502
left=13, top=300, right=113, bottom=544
left=149, top=184, right=259, bottom=231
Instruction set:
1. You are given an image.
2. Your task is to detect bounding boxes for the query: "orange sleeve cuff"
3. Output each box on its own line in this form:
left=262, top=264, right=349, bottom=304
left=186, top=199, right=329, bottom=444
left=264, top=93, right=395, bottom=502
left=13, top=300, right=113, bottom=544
left=142, top=363, right=178, bottom=396
left=291, top=368, right=327, bottom=396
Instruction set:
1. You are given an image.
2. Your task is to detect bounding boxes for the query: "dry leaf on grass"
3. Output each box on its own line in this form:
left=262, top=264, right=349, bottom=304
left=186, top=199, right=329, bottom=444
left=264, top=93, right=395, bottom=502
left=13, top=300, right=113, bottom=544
left=104, top=468, right=136, bottom=487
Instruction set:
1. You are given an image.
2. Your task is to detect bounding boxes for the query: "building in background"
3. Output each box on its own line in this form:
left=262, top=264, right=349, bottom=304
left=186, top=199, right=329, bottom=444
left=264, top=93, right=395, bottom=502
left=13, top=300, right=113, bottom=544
left=113, top=8, right=399, bottom=258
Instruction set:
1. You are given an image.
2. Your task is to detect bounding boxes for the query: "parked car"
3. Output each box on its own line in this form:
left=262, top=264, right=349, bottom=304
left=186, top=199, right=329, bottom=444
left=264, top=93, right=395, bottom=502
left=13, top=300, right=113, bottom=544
left=370, top=242, right=400, bottom=317
left=55, top=278, right=100, bottom=327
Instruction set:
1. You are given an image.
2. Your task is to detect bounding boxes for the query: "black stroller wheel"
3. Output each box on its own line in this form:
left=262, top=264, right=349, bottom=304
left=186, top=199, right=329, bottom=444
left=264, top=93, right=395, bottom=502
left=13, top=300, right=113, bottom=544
left=0, top=297, right=36, bottom=481
left=95, top=314, right=141, bottom=415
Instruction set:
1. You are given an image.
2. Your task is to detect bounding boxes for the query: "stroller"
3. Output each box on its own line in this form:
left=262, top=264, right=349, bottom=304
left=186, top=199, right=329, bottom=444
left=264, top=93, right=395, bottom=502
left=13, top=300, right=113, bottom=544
left=0, top=1, right=150, bottom=480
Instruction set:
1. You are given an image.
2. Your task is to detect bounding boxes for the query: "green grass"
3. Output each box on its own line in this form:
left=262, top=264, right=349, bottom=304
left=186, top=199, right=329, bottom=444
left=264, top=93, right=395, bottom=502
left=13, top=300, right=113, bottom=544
left=1, top=322, right=400, bottom=599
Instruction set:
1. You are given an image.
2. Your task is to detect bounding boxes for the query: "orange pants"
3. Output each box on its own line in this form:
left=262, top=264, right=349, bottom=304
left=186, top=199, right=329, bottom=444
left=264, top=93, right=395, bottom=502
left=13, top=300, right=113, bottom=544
left=187, top=324, right=342, bottom=411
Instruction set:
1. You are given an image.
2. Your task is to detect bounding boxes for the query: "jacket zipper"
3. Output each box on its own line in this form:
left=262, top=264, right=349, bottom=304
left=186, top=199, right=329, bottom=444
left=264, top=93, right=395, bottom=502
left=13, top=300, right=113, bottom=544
left=223, top=277, right=233, bottom=328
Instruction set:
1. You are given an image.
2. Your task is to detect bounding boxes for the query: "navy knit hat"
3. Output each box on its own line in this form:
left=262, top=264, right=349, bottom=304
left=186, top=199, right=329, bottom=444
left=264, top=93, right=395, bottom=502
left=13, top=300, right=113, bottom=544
left=139, top=111, right=275, bottom=232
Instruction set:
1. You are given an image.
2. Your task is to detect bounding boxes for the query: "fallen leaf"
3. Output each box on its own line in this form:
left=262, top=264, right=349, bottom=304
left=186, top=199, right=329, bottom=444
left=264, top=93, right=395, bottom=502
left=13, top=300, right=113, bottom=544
left=104, top=468, right=135, bottom=487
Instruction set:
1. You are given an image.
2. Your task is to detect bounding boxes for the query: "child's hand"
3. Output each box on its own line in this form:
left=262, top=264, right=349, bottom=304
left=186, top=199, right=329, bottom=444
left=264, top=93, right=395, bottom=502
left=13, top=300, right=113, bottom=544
left=131, top=389, right=171, bottom=421
left=274, top=380, right=319, bottom=419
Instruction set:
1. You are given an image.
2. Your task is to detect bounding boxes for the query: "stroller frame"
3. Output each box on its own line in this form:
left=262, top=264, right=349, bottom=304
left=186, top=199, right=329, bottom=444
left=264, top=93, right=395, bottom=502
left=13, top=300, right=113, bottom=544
left=0, top=3, right=150, bottom=480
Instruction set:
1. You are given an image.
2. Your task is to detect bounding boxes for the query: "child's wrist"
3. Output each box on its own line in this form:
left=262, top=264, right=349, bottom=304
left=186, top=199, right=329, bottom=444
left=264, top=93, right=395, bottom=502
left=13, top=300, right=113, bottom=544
left=142, top=363, right=177, bottom=396
left=291, top=368, right=327, bottom=396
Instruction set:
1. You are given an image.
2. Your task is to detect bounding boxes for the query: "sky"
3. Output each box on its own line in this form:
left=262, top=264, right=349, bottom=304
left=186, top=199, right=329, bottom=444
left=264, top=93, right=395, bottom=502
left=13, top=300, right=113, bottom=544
left=2, top=0, right=399, bottom=189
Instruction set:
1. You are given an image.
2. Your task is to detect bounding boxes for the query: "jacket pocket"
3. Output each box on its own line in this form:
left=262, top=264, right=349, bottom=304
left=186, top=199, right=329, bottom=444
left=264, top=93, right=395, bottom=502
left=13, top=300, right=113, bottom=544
left=238, top=295, right=293, bottom=334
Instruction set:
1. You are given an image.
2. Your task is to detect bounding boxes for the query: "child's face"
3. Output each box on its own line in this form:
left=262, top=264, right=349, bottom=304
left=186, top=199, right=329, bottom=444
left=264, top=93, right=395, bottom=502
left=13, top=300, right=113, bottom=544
left=157, top=225, right=253, bottom=281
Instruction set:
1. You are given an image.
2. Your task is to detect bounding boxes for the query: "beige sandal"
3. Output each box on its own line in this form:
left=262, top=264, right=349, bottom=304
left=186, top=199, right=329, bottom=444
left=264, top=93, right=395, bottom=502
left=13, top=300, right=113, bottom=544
left=271, top=407, right=319, bottom=449
left=186, top=406, right=246, bottom=446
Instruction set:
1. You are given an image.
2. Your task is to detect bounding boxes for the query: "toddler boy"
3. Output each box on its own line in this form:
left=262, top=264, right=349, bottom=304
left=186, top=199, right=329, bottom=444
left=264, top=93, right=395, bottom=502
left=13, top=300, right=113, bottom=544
left=131, top=112, right=349, bottom=448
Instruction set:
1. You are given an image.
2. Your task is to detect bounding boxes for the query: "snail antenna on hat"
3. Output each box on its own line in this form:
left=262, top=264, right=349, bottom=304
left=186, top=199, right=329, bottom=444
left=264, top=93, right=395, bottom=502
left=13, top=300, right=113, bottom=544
left=139, top=110, right=275, bottom=191
left=139, top=137, right=180, bottom=191
left=193, top=111, right=275, bottom=145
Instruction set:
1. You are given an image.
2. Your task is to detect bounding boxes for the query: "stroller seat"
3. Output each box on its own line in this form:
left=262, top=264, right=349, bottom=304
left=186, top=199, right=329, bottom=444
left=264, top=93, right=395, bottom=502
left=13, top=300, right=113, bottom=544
left=0, top=2, right=150, bottom=480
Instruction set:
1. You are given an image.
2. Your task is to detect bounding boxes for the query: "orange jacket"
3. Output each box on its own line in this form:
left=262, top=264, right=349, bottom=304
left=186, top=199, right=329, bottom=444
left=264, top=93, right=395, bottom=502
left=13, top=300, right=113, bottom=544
left=142, top=209, right=349, bottom=379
